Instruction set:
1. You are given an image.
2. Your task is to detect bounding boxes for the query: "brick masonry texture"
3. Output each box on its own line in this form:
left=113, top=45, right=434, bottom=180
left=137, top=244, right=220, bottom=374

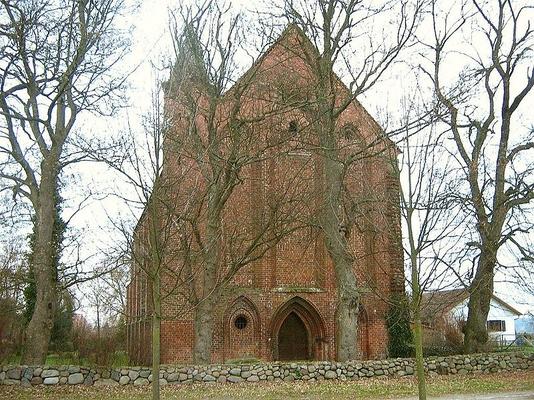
left=126, top=26, right=405, bottom=364
left=1, top=352, right=533, bottom=387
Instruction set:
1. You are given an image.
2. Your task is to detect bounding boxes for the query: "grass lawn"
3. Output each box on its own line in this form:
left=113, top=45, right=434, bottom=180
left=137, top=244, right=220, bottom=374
left=1, top=370, right=533, bottom=400
left=2, top=352, right=130, bottom=369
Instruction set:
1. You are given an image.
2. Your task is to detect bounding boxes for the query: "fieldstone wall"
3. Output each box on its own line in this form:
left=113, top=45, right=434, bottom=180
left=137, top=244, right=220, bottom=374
left=1, top=352, right=533, bottom=387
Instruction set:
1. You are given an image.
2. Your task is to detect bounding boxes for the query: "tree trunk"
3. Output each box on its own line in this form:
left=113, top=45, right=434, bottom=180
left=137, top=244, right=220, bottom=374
left=413, top=311, right=427, bottom=400
left=151, top=277, right=161, bottom=400
left=192, top=202, right=220, bottom=364
left=193, top=296, right=216, bottom=364
left=21, top=166, right=59, bottom=365
left=322, top=149, right=359, bottom=361
left=463, top=252, right=495, bottom=353
left=334, top=270, right=360, bottom=361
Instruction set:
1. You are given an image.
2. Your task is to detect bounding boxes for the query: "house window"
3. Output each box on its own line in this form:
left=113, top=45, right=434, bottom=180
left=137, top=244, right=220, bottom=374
left=487, top=320, right=506, bottom=332
left=234, top=315, right=248, bottom=330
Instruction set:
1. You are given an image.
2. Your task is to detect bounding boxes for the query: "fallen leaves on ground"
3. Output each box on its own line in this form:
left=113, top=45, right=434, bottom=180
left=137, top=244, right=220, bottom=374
left=1, top=370, right=533, bottom=400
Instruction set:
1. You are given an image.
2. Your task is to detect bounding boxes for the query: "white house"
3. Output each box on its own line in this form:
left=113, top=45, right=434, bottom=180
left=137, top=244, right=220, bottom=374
left=422, top=289, right=522, bottom=345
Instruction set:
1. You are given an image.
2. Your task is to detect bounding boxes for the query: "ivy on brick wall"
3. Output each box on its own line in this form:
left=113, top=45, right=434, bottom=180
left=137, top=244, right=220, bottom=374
left=386, top=295, right=414, bottom=358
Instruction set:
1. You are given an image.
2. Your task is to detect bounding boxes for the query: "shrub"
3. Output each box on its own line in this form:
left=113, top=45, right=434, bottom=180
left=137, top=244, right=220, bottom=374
left=386, top=295, right=414, bottom=358
left=423, top=320, right=463, bottom=356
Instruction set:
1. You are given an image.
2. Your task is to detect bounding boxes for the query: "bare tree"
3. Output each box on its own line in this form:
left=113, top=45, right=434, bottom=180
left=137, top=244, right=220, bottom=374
left=265, top=0, right=423, bottom=361
left=422, top=0, right=534, bottom=353
left=0, top=0, right=128, bottom=363
left=388, top=94, right=463, bottom=399
left=0, top=234, right=27, bottom=360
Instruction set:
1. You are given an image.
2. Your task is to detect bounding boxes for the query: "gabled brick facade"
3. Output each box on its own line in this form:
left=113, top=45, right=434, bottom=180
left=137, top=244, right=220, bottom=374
left=126, top=26, right=403, bottom=365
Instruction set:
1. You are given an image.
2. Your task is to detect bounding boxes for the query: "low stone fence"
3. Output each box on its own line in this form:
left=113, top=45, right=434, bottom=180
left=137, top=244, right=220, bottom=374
left=1, top=352, right=533, bottom=387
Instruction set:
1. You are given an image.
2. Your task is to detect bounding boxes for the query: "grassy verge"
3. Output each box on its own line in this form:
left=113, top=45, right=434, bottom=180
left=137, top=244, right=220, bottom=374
left=2, top=351, right=129, bottom=368
left=1, top=370, right=533, bottom=400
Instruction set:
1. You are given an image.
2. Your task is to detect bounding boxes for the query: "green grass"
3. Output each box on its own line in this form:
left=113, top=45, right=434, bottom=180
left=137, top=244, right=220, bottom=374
left=493, top=345, right=534, bottom=354
left=2, top=351, right=129, bottom=368
left=2, top=370, right=533, bottom=400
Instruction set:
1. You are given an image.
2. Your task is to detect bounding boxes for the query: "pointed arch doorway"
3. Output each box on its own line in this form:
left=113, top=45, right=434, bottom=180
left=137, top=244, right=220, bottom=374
left=271, top=297, right=326, bottom=361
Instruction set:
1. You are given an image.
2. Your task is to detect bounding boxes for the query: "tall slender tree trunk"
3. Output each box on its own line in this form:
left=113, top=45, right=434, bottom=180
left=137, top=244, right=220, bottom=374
left=413, top=314, right=426, bottom=400
left=411, top=272, right=426, bottom=400
left=21, top=163, right=59, bottom=365
left=406, top=184, right=427, bottom=399
left=151, top=276, right=161, bottom=400
left=147, top=197, right=162, bottom=400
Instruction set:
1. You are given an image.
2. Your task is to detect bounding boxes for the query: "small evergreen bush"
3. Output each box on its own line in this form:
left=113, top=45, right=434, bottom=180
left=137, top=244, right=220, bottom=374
left=386, top=295, right=414, bottom=358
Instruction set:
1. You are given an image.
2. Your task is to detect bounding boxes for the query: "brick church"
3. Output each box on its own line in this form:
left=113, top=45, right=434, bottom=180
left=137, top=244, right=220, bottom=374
left=126, top=26, right=403, bottom=365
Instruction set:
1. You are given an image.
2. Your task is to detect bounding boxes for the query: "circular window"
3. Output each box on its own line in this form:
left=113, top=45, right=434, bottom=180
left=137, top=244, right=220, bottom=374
left=234, top=315, right=248, bottom=330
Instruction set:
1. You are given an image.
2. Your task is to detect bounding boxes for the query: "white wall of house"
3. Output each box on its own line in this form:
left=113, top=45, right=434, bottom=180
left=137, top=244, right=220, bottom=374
left=449, top=298, right=519, bottom=344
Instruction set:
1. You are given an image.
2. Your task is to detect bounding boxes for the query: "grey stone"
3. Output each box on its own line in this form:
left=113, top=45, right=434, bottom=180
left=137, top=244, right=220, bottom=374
left=241, top=371, right=252, bottom=379
left=119, top=376, right=130, bottom=385
left=128, top=371, right=140, bottom=381
left=229, top=368, right=241, bottom=376
left=139, top=370, right=150, bottom=378
left=59, top=377, right=68, bottom=384
left=227, top=375, right=243, bottom=383
left=68, top=366, right=80, bottom=374
left=167, top=372, right=179, bottom=382
left=324, top=370, right=337, bottom=379
left=134, top=377, right=149, bottom=386
left=217, top=375, right=227, bottom=383
left=21, top=378, right=31, bottom=387
left=0, top=371, right=5, bottom=381
left=42, top=369, right=59, bottom=378
left=84, top=375, right=94, bottom=385
left=33, top=368, right=42, bottom=377
left=203, top=375, right=216, bottom=382
left=43, top=377, right=59, bottom=385
left=247, top=375, right=260, bottom=382
left=68, top=373, right=84, bottom=385
left=405, top=366, right=414, bottom=375
left=7, top=368, right=22, bottom=380
left=111, top=370, right=121, bottom=381
left=22, top=368, right=33, bottom=380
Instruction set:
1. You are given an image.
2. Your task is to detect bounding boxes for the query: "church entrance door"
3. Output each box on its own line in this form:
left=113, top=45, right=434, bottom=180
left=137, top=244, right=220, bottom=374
left=278, top=312, right=309, bottom=360
left=270, top=297, right=327, bottom=361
